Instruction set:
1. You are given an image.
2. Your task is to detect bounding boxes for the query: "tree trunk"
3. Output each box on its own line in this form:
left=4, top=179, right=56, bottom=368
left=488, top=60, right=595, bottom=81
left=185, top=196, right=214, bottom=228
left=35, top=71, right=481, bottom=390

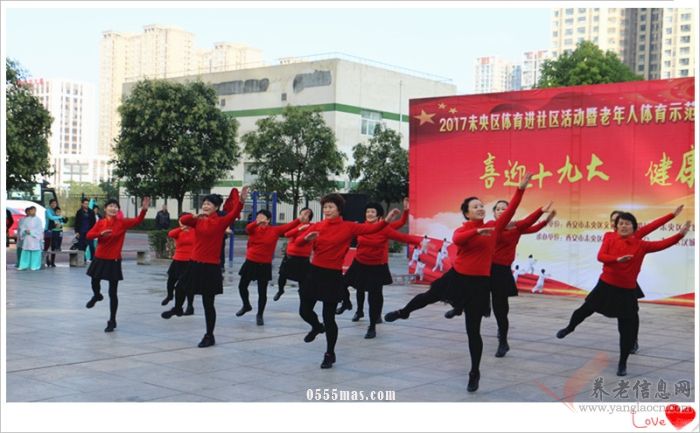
left=292, top=191, right=299, bottom=218
left=176, top=193, right=184, bottom=216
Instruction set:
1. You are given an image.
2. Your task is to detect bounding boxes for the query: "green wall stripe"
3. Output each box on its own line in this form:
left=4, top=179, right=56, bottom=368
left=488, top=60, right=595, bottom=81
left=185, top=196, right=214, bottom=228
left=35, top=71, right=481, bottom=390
left=224, top=103, right=410, bottom=123
left=214, top=180, right=243, bottom=187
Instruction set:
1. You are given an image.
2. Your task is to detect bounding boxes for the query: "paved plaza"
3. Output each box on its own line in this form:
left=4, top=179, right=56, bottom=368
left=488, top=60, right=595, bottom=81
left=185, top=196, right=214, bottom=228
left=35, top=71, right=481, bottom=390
left=4, top=239, right=695, bottom=403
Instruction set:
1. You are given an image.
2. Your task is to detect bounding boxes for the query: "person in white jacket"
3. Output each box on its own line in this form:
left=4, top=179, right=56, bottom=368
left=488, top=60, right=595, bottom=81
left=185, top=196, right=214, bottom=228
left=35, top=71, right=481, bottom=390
left=18, top=206, right=44, bottom=271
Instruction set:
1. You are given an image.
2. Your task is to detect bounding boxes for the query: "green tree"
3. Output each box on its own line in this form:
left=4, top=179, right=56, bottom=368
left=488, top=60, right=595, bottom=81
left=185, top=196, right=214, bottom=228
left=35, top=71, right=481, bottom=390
left=6, top=59, right=53, bottom=191
left=242, top=106, right=345, bottom=215
left=537, top=41, right=642, bottom=88
left=348, top=124, right=408, bottom=210
left=113, top=79, right=240, bottom=214
left=98, top=177, right=120, bottom=199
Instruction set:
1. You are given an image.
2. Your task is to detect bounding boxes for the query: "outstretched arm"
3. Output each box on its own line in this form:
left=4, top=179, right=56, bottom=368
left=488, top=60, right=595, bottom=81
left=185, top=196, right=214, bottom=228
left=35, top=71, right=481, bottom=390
left=123, top=197, right=150, bottom=230
left=523, top=210, right=556, bottom=234
left=635, top=207, right=682, bottom=238
left=642, top=221, right=690, bottom=253
left=389, top=199, right=410, bottom=229
left=495, top=173, right=533, bottom=232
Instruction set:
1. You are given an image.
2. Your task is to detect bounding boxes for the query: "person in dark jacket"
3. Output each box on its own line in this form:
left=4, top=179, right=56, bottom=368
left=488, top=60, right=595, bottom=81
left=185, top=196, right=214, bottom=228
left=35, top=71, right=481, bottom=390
left=155, top=205, right=171, bottom=229
left=74, top=198, right=97, bottom=261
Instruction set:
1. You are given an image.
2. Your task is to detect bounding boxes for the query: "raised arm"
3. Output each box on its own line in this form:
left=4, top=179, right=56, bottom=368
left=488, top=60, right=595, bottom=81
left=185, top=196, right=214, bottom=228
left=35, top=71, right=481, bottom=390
left=123, top=208, right=148, bottom=230
left=386, top=228, right=422, bottom=246
left=642, top=222, right=689, bottom=253
left=168, top=227, right=182, bottom=239
left=180, top=213, right=198, bottom=228
left=351, top=220, right=388, bottom=236
left=635, top=211, right=676, bottom=239
left=522, top=210, right=556, bottom=234
left=219, top=187, right=247, bottom=227
left=495, top=173, right=532, bottom=232
left=272, top=218, right=302, bottom=236
left=514, top=206, right=545, bottom=232
left=389, top=200, right=410, bottom=229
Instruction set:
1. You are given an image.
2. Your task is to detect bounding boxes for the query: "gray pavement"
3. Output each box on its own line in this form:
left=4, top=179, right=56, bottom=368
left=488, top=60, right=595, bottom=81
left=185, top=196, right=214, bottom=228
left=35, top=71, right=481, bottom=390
left=4, top=244, right=695, bottom=403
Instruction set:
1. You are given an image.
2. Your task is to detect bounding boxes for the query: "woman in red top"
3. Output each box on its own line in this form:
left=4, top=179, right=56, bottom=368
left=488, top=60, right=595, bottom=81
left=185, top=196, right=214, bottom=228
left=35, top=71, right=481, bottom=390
left=162, top=187, right=247, bottom=348
left=235, top=208, right=311, bottom=325
left=605, top=205, right=683, bottom=354
left=557, top=212, right=689, bottom=377
left=342, top=200, right=421, bottom=339
left=445, top=201, right=555, bottom=359
left=161, top=215, right=196, bottom=315
left=85, top=196, right=150, bottom=333
left=385, top=174, right=533, bottom=392
left=297, top=193, right=400, bottom=369
left=273, top=208, right=314, bottom=302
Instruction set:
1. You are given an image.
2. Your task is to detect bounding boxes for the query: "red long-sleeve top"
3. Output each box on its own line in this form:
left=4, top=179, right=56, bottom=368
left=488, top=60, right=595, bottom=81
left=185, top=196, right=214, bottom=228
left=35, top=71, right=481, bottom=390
left=602, top=212, right=675, bottom=243
left=285, top=225, right=313, bottom=258
left=597, top=231, right=684, bottom=289
left=169, top=227, right=196, bottom=262
left=492, top=207, right=546, bottom=266
left=244, top=219, right=301, bottom=264
left=180, top=188, right=243, bottom=264
left=355, top=210, right=421, bottom=265
left=295, top=217, right=389, bottom=270
left=86, top=209, right=146, bottom=260
left=451, top=188, right=524, bottom=276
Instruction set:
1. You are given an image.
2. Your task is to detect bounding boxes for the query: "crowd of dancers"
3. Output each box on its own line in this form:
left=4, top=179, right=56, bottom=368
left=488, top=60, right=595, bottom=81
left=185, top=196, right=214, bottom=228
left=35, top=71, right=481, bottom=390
left=81, top=179, right=690, bottom=392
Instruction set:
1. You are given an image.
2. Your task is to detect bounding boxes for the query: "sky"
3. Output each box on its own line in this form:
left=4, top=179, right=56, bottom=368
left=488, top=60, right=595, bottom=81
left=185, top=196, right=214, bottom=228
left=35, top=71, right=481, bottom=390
left=3, top=4, right=552, bottom=93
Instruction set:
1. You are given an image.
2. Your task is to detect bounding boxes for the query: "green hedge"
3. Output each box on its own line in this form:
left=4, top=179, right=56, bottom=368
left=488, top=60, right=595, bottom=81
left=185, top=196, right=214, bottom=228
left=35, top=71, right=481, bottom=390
left=148, top=230, right=175, bottom=259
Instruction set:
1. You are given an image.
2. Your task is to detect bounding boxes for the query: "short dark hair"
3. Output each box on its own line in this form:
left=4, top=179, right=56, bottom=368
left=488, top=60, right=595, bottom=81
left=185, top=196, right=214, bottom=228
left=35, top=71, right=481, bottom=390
left=320, top=193, right=345, bottom=215
left=614, top=212, right=638, bottom=231
left=300, top=207, right=314, bottom=222
left=364, top=202, right=385, bottom=217
left=460, top=197, right=480, bottom=220
left=257, top=209, right=272, bottom=220
left=493, top=200, right=509, bottom=212
left=202, top=194, right=223, bottom=208
left=49, top=199, right=57, bottom=205
left=104, top=198, right=120, bottom=209
left=25, top=206, right=34, bottom=213
left=610, top=210, right=624, bottom=220
left=81, top=198, right=89, bottom=204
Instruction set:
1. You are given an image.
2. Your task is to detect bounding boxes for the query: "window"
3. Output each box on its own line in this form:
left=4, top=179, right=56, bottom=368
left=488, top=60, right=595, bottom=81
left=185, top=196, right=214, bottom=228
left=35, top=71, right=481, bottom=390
left=554, top=10, right=559, bottom=17
left=650, top=54, right=657, bottom=61
left=552, top=31, right=558, bottom=37
left=680, top=47, right=690, bottom=54
left=680, top=25, right=691, bottom=32
left=640, top=24, right=646, bottom=31
left=664, top=60, right=672, bottom=67
left=593, top=15, right=599, bottom=22
left=639, top=44, right=645, bottom=51
left=565, top=28, right=573, bottom=35
left=361, top=110, right=382, bottom=136
left=679, top=58, right=690, bottom=65
left=565, top=8, right=573, bottom=15
left=681, top=35, right=691, bottom=43
left=640, top=14, right=646, bottom=22
left=681, top=13, right=691, bottom=20
left=565, top=18, right=573, bottom=24
left=219, top=98, right=225, bottom=107
left=638, top=54, right=645, bottom=62
left=564, top=38, right=573, bottom=45
left=593, top=26, right=599, bottom=32
left=665, top=28, right=673, bottom=34
left=680, top=69, right=689, bottom=77
left=637, top=65, right=645, bottom=72
left=639, top=34, right=646, bottom=41
left=577, top=27, right=585, bottom=34
left=578, top=8, right=586, bottom=13
left=650, top=64, right=658, bottom=71
left=578, top=16, right=585, bottom=22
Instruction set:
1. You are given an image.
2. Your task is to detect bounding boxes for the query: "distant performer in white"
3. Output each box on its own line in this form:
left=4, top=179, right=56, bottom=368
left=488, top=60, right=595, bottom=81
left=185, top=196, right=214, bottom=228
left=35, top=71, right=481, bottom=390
left=420, top=235, right=431, bottom=254
left=527, top=254, right=537, bottom=274
left=414, top=259, right=426, bottom=281
left=408, top=246, right=422, bottom=268
left=432, top=246, right=448, bottom=272
left=512, top=264, right=525, bottom=283
left=532, top=269, right=550, bottom=293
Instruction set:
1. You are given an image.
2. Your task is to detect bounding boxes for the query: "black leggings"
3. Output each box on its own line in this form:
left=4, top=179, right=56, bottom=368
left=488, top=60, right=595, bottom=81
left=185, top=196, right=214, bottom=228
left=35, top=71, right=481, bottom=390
left=299, top=294, right=338, bottom=354
left=564, top=302, right=636, bottom=367
left=239, top=277, right=269, bottom=315
left=277, top=274, right=287, bottom=292
left=491, top=291, right=509, bottom=338
left=202, top=293, right=216, bottom=336
left=358, top=285, right=384, bottom=327
left=173, top=282, right=195, bottom=309
left=402, top=284, right=442, bottom=314
left=91, top=278, right=119, bottom=322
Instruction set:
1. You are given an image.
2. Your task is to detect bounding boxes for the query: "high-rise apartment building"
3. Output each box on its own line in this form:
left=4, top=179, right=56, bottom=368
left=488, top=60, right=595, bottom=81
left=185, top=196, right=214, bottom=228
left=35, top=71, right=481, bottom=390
left=26, top=79, right=108, bottom=187
left=474, top=56, right=519, bottom=94
left=99, top=25, right=263, bottom=164
left=521, top=50, right=550, bottom=89
left=551, top=8, right=695, bottom=80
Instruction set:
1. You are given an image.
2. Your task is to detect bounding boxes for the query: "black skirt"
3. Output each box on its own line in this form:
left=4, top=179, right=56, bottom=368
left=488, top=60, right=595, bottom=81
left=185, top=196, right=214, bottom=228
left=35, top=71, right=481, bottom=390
left=86, top=258, right=123, bottom=281
left=167, top=259, right=189, bottom=279
left=238, top=259, right=273, bottom=282
left=583, top=279, right=639, bottom=318
left=278, top=255, right=310, bottom=282
left=635, top=284, right=645, bottom=299
left=490, top=263, right=518, bottom=298
left=432, top=268, right=491, bottom=317
left=176, top=261, right=223, bottom=296
left=344, top=260, right=393, bottom=291
left=300, top=265, right=345, bottom=303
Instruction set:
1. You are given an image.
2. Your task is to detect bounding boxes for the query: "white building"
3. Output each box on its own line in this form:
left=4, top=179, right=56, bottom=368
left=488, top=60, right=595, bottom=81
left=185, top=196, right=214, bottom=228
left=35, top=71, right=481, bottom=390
left=520, top=50, right=550, bottom=89
left=121, top=55, right=456, bottom=219
left=26, top=78, right=108, bottom=188
left=473, top=56, right=519, bottom=94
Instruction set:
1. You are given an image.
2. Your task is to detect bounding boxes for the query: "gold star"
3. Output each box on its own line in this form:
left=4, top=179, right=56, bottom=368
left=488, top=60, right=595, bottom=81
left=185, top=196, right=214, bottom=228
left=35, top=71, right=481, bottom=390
left=449, top=108, right=458, bottom=114
left=414, top=110, right=436, bottom=125
left=438, top=103, right=447, bottom=109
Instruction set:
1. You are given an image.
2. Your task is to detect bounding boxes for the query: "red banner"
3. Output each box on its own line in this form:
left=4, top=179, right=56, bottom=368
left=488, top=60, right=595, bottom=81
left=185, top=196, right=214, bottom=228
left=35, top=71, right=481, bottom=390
left=408, top=78, right=695, bottom=306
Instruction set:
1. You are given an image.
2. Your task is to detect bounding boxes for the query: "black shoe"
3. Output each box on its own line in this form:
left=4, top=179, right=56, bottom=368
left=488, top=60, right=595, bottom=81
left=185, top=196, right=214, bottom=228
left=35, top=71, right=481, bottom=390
left=104, top=320, right=116, bottom=333
left=616, top=365, right=627, bottom=377
left=183, top=305, right=194, bottom=316
left=351, top=311, right=364, bottom=322
left=85, top=293, right=104, bottom=309
left=630, top=341, right=639, bottom=355
left=467, top=371, right=480, bottom=392
left=377, top=316, right=383, bottom=324
left=495, top=340, right=510, bottom=358
left=273, top=290, right=284, bottom=301
left=50, top=263, right=56, bottom=268
left=235, top=305, right=252, bottom=317
left=256, top=315, right=264, bottom=326
left=320, top=352, right=336, bottom=369
left=304, top=324, right=325, bottom=343
left=556, top=328, right=571, bottom=339
left=161, top=307, right=183, bottom=319
left=336, top=300, right=352, bottom=315
left=161, top=295, right=173, bottom=306
left=198, top=334, right=215, bottom=348
left=364, top=327, right=376, bottom=339
left=384, top=309, right=408, bottom=322
left=444, top=308, right=462, bottom=319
